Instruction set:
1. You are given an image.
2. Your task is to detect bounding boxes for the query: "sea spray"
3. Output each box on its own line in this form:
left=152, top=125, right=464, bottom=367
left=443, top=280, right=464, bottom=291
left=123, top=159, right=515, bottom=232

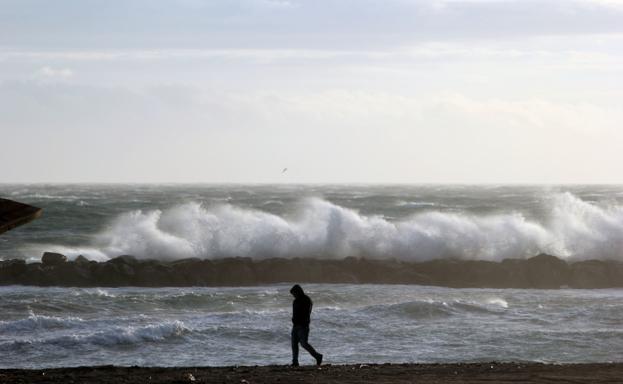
left=32, top=193, right=623, bottom=262
left=3, top=185, right=623, bottom=262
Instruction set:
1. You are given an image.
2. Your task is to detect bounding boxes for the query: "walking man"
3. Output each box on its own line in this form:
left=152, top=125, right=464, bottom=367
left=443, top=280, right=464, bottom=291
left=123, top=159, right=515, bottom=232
left=290, top=284, right=323, bottom=366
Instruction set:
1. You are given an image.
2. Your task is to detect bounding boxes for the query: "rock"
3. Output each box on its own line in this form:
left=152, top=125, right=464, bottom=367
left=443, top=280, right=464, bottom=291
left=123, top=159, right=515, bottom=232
left=22, top=263, right=55, bottom=285
left=75, top=255, right=90, bottom=264
left=93, top=263, right=125, bottom=286
left=525, top=253, right=570, bottom=288
left=0, top=258, right=26, bottom=271
left=48, top=261, right=93, bottom=286
left=42, top=252, right=67, bottom=266
left=570, top=260, right=612, bottom=288
left=0, top=259, right=27, bottom=282
left=4, top=253, right=623, bottom=289
left=107, top=255, right=139, bottom=265
left=0, top=198, right=43, bottom=235
left=134, top=261, right=173, bottom=286
left=170, top=257, right=201, bottom=266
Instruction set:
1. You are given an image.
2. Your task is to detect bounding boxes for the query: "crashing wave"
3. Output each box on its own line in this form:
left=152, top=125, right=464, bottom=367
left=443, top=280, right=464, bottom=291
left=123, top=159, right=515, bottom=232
left=0, top=313, right=84, bottom=333
left=28, top=192, right=623, bottom=262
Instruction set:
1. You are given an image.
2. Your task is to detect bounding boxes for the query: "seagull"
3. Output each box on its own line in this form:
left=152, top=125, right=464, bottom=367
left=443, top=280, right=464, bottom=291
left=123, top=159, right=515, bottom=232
left=282, top=168, right=288, bottom=174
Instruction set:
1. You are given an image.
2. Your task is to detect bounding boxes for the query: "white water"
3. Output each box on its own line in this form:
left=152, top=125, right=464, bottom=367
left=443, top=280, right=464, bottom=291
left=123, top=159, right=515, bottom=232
left=2, top=284, right=623, bottom=368
left=30, top=192, right=623, bottom=262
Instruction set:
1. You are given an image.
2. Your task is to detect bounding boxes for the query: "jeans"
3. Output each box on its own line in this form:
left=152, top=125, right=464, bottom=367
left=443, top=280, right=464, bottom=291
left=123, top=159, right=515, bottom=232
left=291, top=325, right=321, bottom=364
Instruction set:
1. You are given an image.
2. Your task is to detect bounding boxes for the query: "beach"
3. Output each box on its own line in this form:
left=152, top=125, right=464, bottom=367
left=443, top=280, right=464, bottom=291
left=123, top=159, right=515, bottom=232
left=2, top=363, right=623, bottom=383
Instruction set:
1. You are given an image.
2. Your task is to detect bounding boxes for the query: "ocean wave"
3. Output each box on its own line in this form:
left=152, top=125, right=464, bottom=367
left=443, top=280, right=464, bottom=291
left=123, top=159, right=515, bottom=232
left=197, top=326, right=281, bottom=342
left=362, top=297, right=508, bottom=320
left=0, top=313, right=84, bottom=333
left=396, top=200, right=438, bottom=207
left=486, top=298, right=509, bottom=309
left=2, top=320, right=189, bottom=350
left=14, top=193, right=83, bottom=201
left=92, top=288, right=116, bottom=297
left=70, top=288, right=118, bottom=298
left=363, top=300, right=453, bottom=319
left=29, top=192, right=623, bottom=262
left=85, top=321, right=189, bottom=346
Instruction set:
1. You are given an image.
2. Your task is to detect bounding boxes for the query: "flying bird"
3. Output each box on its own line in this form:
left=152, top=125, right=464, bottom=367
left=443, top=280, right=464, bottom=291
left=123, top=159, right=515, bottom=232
left=282, top=168, right=288, bottom=174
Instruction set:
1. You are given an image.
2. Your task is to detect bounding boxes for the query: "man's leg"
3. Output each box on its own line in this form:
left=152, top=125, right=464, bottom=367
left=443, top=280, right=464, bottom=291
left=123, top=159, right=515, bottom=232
left=298, top=326, right=323, bottom=365
left=291, top=327, right=300, bottom=366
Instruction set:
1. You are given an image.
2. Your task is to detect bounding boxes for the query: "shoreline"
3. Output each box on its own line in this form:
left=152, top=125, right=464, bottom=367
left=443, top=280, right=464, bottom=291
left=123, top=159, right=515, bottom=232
left=2, top=363, right=623, bottom=383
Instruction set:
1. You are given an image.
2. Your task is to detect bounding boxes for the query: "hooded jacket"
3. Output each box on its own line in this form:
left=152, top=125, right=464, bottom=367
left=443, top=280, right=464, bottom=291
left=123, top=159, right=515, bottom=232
left=291, top=285, right=312, bottom=326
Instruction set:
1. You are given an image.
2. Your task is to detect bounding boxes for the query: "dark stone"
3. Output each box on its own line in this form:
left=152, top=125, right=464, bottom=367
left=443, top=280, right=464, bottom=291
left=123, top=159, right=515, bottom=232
left=21, top=263, right=48, bottom=285
left=570, top=260, right=612, bottom=288
left=107, top=255, right=139, bottom=265
left=75, top=255, right=90, bottom=264
left=42, top=252, right=67, bottom=266
left=0, top=259, right=28, bottom=282
left=524, top=253, right=570, bottom=288
left=4, top=252, right=623, bottom=288
left=0, top=198, right=43, bottom=235
left=134, top=262, right=173, bottom=286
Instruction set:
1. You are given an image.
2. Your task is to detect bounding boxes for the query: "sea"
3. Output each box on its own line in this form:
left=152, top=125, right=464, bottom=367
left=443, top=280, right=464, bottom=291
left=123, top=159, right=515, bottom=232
left=1, top=184, right=623, bottom=368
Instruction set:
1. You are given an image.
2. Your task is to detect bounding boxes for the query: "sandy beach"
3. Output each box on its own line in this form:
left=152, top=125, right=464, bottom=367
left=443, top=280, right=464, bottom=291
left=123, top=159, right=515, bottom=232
left=2, top=363, right=623, bottom=383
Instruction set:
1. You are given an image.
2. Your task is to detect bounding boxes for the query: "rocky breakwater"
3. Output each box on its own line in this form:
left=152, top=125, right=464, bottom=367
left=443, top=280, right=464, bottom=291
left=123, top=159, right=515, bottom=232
left=2, top=253, right=623, bottom=288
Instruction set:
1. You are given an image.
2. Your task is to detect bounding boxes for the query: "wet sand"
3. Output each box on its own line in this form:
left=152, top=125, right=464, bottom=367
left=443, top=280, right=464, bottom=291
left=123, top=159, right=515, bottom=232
left=1, top=363, right=622, bottom=383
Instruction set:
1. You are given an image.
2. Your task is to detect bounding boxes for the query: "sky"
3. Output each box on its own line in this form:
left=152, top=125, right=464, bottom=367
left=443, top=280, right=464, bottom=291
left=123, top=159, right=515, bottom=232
left=1, top=0, right=623, bottom=183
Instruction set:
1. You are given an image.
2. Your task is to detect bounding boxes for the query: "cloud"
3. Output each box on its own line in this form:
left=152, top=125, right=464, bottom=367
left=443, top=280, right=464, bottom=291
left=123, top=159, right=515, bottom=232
left=1, top=80, right=622, bottom=182
left=2, top=49, right=354, bottom=62
left=2, top=80, right=620, bottom=140
left=2, top=0, right=622, bottom=183
left=2, top=0, right=623, bottom=51
left=3, top=36, right=623, bottom=76
left=32, top=66, right=73, bottom=81
left=246, top=90, right=622, bottom=138
left=586, top=0, right=623, bottom=9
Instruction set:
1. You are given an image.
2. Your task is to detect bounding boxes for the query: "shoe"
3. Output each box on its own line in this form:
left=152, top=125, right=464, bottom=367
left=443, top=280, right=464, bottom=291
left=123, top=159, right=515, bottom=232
left=291, top=362, right=299, bottom=367
left=316, top=354, right=323, bottom=366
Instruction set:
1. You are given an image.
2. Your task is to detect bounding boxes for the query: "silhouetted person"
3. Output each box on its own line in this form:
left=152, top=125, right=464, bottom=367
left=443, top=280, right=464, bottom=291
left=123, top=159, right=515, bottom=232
left=290, top=284, right=323, bottom=366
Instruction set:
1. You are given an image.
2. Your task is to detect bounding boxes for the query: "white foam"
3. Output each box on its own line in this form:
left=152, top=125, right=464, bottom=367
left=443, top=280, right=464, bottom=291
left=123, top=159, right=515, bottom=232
left=486, top=298, right=509, bottom=309
left=36, top=193, right=623, bottom=262
left=92, top=288, right=116, bottom=298
left=0, top=313, right=84, bottom=332
left=2, top=320, right=189, bottom=350
left=85, top=321, right=188, bottom=346
left=396, top=200, right=437, bottom=207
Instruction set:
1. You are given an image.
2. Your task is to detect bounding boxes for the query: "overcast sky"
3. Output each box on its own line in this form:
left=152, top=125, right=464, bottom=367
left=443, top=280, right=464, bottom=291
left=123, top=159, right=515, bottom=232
left=1, top=0, right=623, bottom=183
